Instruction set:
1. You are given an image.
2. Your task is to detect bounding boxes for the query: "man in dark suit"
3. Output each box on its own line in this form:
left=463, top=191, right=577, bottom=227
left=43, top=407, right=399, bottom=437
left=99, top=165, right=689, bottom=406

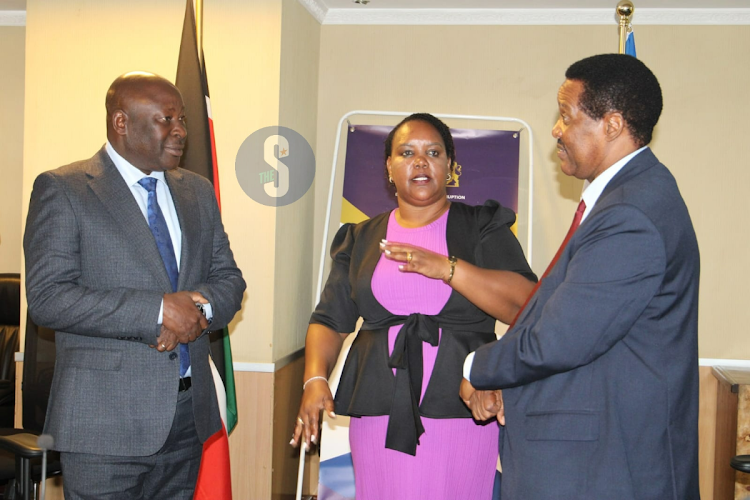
left=24, top=72, right=245, bottom=499
left=460, top=54, right=700, bottom=499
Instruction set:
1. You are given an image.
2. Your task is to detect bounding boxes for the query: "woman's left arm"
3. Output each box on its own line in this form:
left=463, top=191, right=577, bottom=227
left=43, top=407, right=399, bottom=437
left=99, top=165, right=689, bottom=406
left=381, top=240, right=534, bottom=323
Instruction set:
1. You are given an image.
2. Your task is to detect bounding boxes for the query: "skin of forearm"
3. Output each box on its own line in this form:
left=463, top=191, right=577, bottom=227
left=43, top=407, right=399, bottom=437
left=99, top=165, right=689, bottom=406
left=304, top=323, right=347, bottom=380
left=449, top=260, right=535, bottom=324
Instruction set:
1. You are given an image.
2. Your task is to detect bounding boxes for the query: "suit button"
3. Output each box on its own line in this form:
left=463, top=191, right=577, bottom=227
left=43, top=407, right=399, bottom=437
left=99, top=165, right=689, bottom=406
left=169, top=353, right=177, bottom=360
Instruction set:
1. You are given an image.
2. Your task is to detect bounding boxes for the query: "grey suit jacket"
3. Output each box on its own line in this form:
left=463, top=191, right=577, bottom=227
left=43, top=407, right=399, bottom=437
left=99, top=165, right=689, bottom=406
left=471, top=149, right=700, bottom=499
left=24, top=147, right=246, bottom=456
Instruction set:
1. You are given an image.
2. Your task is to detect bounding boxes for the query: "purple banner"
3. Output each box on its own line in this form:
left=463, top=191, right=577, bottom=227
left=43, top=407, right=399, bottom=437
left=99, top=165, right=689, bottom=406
left=342, top=125, right=520, bottom=223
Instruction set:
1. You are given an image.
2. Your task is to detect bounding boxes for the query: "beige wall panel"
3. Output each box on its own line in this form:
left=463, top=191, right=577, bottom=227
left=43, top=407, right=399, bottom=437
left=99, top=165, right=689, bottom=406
left=273, top=0, right=320, bottom=362
left=230, top=370, right=274, bottom=498
left=0, top=27, right=25, bottom=274
left=204, top=0, right=283, bottom=364
left=315, top=24, right=750, bottom=360
left=639, top=26, right=750, bottom=360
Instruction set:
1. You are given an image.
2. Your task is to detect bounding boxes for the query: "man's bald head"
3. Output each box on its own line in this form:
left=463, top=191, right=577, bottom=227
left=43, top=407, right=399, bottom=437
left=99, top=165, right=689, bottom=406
left=105, top=72, right=187, bottom=174
left=106, top=72, right=180, bottom=128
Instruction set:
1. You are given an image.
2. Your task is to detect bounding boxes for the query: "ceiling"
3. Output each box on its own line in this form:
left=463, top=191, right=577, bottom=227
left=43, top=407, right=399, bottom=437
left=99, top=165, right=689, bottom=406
left=318, top=0, right=750, bottom=7
left=3, top=0, right=750, bottom=26
left=3, top=0, right=750, bottom=10
left=301, top=0, right=750, bottom=25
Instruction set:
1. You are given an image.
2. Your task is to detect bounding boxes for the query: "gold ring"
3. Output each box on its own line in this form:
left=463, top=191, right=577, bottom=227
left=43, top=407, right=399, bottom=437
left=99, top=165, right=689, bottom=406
left=160, top=343, right=166, bottom=349
left=407, top=252, right=413, bottom=263
left=297, top=417, right=304, bottom=425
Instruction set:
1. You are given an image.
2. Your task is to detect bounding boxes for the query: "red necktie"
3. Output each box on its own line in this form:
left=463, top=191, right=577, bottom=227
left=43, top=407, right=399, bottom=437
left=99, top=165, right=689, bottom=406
left=508, top=199, right=586, bottom=329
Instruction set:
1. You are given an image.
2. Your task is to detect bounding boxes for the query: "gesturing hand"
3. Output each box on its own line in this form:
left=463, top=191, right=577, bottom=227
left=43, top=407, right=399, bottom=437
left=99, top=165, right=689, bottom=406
left=460, top=378, right=505, bottom=424
left=380, top=240, right=452, bottom=282
left=290, top=378, right=336, bottom=452
left=163, top=291, right=208, bottom=343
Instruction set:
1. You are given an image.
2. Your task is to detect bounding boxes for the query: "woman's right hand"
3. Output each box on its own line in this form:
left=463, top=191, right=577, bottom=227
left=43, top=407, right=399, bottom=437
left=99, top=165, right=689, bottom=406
left=290, top=377, right=336, bottom=452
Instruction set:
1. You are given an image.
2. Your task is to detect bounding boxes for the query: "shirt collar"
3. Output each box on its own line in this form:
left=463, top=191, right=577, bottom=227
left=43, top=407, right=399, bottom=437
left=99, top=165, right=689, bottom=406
left=580, top=146, right=648, bottom=221
left=106, top=141, right=167, bottom=187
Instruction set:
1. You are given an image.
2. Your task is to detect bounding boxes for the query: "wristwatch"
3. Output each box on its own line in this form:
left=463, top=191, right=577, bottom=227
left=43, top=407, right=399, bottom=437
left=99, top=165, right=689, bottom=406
left=196, top=302, right=212, bottom=325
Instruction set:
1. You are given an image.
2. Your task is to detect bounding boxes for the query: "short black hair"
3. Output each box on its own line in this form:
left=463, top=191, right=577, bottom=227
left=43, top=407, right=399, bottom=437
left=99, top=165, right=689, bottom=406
left=565, top=54, right=662, bottom=147
left=384, top=113, right=456, bottom=167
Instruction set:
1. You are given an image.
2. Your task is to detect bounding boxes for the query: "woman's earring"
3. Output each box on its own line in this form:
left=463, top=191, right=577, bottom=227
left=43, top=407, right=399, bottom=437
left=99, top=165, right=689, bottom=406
left=388, top=175, right=394, bottom=184
left=445, top=172, right=452, bottom=182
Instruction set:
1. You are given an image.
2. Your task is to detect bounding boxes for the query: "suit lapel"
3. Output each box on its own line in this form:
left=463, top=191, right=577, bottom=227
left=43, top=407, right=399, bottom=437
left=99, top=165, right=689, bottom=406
left=87, top=147, right=174, bottom=292
left=166, top=169, right=201, bottom=290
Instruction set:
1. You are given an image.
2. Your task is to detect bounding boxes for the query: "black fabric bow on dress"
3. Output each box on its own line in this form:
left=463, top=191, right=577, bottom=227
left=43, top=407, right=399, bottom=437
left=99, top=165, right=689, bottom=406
left=361, top=313, right=440, bottom=456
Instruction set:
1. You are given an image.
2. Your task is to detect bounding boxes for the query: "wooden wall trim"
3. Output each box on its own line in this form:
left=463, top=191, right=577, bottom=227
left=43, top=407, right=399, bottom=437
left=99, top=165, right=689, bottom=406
left=230, top=371, right=274, bottom=499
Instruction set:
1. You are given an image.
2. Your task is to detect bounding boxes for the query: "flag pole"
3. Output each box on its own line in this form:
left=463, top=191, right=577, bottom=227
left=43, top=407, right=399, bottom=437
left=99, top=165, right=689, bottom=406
left=195, top=0, right=204, bottom=69
left=617, top=1, right=634, bottom=54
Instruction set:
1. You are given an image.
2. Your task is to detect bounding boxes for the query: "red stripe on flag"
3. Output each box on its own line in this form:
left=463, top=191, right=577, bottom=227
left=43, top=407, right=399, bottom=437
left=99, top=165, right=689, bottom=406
left=194, top=423, right=232, bottom=500
left=208, top=115, right=221, bottom=209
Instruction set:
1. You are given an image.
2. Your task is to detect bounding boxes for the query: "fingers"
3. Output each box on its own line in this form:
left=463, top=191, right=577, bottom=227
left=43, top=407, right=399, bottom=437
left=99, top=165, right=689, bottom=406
left=290, top=416, right=307, bottom=450
left=459, top=378, right=476, bottom=406
left=189, top=291, right=209, bottom=304
left=482, top=390, right=500, bottom=412
left=290, top=412, right=318, bottom=451
left=473, top=391, right=503, bottom=421
left=380, top=240, right=448, bottom=280
left=379, top=240, right=412, bottom=266
left=323, top=398, right=337, bottom=419
left=461, top=379, right=503, bottom=422
left=156, top=326, right=179, bottom=351
left=163, top=291, right=208, bottom=341
left=291, top=385, right=337, bottom=451
left=495, top=390, right=506, bottom=426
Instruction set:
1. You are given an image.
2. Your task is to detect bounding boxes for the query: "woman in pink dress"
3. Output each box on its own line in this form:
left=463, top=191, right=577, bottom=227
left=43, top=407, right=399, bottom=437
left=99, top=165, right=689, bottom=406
left=293, top=114, right=536, bottom=499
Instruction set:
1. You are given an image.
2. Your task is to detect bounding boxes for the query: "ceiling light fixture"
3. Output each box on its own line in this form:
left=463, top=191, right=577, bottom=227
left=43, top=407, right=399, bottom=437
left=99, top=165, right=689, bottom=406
left=353, top=0, right=370, bottom=4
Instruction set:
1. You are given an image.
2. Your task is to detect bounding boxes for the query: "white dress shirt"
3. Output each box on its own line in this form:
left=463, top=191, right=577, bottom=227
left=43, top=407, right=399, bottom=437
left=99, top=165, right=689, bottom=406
left=106, top=141, right=183, bottom=326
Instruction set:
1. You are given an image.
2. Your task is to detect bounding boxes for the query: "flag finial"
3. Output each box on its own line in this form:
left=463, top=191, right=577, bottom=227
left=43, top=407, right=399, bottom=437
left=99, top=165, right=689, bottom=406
left=617, top=1, right=634, bottom=54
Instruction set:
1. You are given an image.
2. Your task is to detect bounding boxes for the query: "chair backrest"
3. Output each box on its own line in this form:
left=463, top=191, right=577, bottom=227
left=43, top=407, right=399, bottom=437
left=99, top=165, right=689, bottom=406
left=0, top=274, right=21, bottom=383
left=21, top=315, right=55, bottom=433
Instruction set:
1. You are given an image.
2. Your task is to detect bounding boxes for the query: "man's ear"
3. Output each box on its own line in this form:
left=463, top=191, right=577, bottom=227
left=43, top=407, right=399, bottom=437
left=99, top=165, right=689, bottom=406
left=604, top=111, right=625, bottom=142
left=111, top=110, right=128, bottom=136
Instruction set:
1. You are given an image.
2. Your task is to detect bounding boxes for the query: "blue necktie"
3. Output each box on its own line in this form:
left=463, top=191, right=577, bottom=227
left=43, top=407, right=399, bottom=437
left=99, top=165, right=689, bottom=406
left=138, top=177, right=190, bottom=377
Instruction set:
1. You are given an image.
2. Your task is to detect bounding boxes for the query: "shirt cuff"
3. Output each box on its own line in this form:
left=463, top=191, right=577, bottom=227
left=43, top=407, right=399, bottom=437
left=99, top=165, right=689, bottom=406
left=158, top=299, right=164, bottom=324
left=463, top=351, right=476, bottom=382
left=203, top=302, right=214, bottom=322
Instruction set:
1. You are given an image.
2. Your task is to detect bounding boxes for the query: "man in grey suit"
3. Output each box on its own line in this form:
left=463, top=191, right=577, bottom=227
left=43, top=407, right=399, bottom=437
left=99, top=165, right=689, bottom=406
left=461, top=54, right=700, bottom=499
left=24, top=72, right=246, bottom=499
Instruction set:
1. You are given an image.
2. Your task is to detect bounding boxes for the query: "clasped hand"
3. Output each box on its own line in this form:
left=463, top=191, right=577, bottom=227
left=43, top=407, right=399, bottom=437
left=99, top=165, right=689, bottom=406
left=151, top=291, right=209, bottom=352
left=460, top=378, right=505, bottom=424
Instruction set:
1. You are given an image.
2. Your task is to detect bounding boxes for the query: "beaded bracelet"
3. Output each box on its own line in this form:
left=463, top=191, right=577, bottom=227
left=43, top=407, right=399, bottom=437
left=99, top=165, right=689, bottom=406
left=303, top=375, right=328, bottom=391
